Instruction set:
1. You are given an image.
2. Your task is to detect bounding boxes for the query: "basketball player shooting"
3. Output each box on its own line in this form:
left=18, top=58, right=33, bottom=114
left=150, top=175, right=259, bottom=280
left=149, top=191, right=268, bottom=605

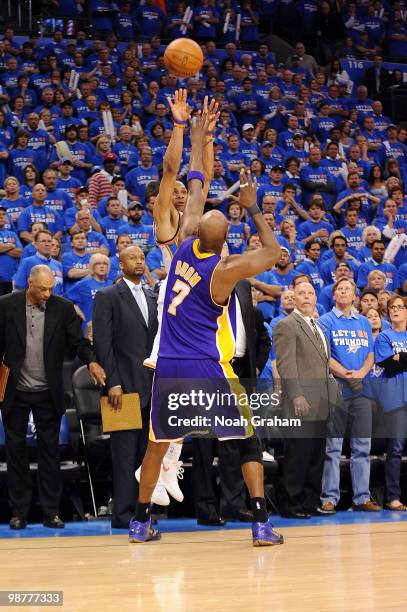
left=137, top=90, right=217, bottom=507
left=129, top=108, right=284, bottom=547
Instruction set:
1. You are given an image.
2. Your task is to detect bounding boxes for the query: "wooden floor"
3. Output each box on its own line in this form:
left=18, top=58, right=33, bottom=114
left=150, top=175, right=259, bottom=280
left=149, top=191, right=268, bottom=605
left=0, top=522, right=406, bottom=612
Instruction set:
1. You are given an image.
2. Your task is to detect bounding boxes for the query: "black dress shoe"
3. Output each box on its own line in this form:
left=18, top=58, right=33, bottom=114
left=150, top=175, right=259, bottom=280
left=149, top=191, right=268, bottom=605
left=280, top=511, right=312, bottom=519
left=9, top=516, right=27, bottom=530
left=197, top=516, right=226, bottom=526
left=225, top=509, right=254, bottom=522
left=43, top=515, right=65, bottom=528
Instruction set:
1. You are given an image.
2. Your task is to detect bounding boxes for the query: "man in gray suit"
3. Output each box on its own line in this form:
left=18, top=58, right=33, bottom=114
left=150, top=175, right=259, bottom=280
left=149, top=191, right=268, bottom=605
left=274, top=281, right=339, bottom=518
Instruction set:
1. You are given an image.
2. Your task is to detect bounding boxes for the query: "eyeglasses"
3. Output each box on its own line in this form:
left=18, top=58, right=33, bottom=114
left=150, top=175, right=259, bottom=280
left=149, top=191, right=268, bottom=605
left=389, top=305, right=406, bottom=311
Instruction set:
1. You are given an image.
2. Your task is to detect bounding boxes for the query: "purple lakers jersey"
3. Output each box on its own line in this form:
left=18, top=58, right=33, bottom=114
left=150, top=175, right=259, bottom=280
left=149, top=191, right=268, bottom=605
left=159, top=237, right=237, bottom=362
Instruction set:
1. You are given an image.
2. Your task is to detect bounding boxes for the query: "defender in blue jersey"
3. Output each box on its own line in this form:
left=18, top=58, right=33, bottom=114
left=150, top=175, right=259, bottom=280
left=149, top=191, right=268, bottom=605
left=132, top=126, right=283, bottom=545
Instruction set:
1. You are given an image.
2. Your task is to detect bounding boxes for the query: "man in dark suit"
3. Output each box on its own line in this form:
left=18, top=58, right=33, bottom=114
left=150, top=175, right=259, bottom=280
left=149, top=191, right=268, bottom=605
left=273, top=280, right=339, bottom=518
left=364, top=55, right=389, bottom=98
left=192, top=279, right=270, bottom=525
left=0, top=265, right=105, bottom=530
left=93, top=246, right=158, bottom=528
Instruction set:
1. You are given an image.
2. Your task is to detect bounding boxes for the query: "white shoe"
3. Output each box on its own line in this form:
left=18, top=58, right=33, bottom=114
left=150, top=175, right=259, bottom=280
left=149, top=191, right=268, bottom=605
left=262, top=451, right=275, bottom=462
left=135, top=467, right=170, bottom=506
left=160, top=460, right=184, bottom=502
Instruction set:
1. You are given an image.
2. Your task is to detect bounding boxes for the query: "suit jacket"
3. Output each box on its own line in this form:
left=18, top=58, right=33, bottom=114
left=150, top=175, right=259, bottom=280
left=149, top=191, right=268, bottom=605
left=92, top=279, right=158, bottom=408
left=0, top=290, right=95, bottom=415
left=234, top=280, right=270, bottom=379
left=364, top=66, right=389, bottom=97
left=273, top=312, right=340, bottom=421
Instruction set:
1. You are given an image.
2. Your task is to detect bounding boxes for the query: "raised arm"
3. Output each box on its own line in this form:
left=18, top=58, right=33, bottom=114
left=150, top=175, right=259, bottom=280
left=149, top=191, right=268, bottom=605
left=154, top=89, right=190, bottom=243
left=211, top=169, right=281, bottom=304
left=179, top=100, right=219, bottom=242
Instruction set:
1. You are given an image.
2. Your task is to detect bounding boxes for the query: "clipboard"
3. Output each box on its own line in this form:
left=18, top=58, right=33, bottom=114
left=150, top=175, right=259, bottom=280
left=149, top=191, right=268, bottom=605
left=0, top=364, right=10, bottom=403
left=100, top=393, right=143, bottom=432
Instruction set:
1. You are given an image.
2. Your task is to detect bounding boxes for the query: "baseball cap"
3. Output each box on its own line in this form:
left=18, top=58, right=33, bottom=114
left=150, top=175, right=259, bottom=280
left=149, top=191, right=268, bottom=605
left=387, top=123, right=397, bottom=129
left=103, top=152, right=117, bottom=162
left=128, top=201, right=143, bottom=210
left=65, top=124, right=78, bottom=134
left=261, top=140, right=272, bottom=147
left=271, top=165, right=284, bottom=172
left=293, top=131, right=304, bottom=138
left=242, top=123, right=254, bottom=131
left=59, top=157, right=72, bottom=164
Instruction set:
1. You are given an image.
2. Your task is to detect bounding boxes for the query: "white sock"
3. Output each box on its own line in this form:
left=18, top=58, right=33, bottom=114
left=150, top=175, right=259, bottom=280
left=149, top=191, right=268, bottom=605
left=164, top=442, right=183, bottom=463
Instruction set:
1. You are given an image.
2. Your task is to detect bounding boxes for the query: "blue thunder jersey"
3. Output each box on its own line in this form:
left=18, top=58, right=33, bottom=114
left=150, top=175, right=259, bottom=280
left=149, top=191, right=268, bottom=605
left=159, top=237, right=237, bottom=363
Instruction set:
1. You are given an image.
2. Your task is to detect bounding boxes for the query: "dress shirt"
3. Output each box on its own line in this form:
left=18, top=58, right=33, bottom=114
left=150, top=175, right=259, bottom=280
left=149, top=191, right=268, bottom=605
left=294, top=308, right=328, bottom=357
left=123, top=277, right=148, bottom=325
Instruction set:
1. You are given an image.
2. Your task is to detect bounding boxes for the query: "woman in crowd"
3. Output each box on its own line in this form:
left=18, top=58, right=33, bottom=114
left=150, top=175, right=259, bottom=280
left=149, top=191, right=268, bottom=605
left=0, top=109, right=13, bottom=147
left=378, top=289, right=391, bottom=321
left=0, top=176, right=28, bottom=223
left=374, top=295, right=407, bottom=511
left=327, top=59, right=353, bottom=94
left=51, top=237, right=61, bottom=261
left=367, top=270, right=387, bottom=293
left=20, top=163, right=40, bottom=199
left=366, top=307, right=383, bottom=341
left=39, top=108, right=56, bottom=144
left=369, top=164, right=388, bottom=198
left=280, top=218, right=305, bottom=264
left=339, top=120, right=354, bottom=155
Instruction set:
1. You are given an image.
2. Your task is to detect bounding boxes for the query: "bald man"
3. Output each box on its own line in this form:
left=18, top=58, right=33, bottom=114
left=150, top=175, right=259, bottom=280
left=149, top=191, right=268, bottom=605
left=92, top=247, right=159, bottom=528
left=0, top=265, right=105, bottom=529
left=132, top=166, right=284, bottom=547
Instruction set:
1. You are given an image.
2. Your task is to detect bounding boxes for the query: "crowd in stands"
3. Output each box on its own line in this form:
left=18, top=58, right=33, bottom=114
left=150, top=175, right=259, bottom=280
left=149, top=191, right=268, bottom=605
left=0, top=0, right=407, bottom=513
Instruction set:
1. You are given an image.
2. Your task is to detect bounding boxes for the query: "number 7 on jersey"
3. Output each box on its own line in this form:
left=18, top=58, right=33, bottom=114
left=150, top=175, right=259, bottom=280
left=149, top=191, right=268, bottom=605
left=167, top=279, right=191, bottom=316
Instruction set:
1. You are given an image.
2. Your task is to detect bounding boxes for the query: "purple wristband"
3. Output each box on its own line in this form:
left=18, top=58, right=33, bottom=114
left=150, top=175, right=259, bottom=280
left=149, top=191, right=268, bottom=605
left=174, top=119, right=188, bottom=125
left=187, top=170, right=205, bottom=186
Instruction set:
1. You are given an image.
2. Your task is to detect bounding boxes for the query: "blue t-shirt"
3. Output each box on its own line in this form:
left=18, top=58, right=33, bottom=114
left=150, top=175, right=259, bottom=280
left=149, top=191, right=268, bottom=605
left=226, top=222, right=248, bottom=255
left=295, top=258, right=325, bottom=296
left=317, top=308, right=374, bottom=398
left=321, top=256, right=360, bottom=285
left=17, top=205, right=64, bottom=237
left=356, top=260, right=399, bottom=291
left=61, top=250, right=91, bottom=291
left=118, top=222, right=155, bottom=252
left=125, top=166, right=159, bottom=203
left=373, top=329, right=407, bottom=412
left=13, top=253, right=63, bottom=294
left=0, top=196, right=29, bottom=224
left=0, top=229, right=22, bottom=281
left=100, top=216, right=125, bottom=255
left=65, top=276, right=111, bottom=324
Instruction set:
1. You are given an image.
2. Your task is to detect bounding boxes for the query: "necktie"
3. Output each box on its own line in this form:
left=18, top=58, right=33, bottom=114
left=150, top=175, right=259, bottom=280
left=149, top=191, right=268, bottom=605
left=310, top=318, right=326, bottom=355
left=133, top=285, right=148, bottom=325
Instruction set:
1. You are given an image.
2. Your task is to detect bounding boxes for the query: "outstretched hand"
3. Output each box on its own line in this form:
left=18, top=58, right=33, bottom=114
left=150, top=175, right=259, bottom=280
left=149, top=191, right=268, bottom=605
left=228, top=168, right=258, bottom=209
left=190, top=105, right=212, bottom=147
left=167, top=88, right=190, bottom=124
left=202, top=96, right=220, bottom=139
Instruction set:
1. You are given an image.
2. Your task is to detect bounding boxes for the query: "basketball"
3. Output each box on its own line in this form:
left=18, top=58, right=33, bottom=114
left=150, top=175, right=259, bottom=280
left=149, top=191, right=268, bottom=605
left=164, top=38, right=204, bottom=78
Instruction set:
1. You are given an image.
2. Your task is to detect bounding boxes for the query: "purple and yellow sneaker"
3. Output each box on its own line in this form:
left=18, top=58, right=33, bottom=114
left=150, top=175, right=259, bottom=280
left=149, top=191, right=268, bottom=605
left=128, top=517, right=162, bottom=543
left=252, top=517, right=284, bottom=547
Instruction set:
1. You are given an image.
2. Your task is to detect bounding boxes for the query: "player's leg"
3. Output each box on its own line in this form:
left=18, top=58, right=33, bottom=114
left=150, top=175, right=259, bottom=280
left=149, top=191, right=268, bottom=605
left=129, top=440, right=170, bottom=543
left=141, top=279, right=184, bottom=503
left=239, top=436, right=284, bottom=547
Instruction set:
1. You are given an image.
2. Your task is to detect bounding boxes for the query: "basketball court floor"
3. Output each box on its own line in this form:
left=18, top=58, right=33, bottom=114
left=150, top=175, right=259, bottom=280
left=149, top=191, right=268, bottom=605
left=0, top=512, right=406, bottom=611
